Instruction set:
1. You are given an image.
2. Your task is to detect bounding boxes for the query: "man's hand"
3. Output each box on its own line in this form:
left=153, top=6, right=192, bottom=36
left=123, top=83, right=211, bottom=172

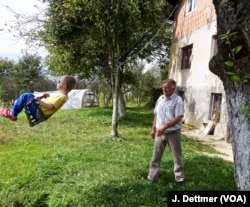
left=155, top=124, right=168, bottom=137
left=151, top=129, right=156, bottom=139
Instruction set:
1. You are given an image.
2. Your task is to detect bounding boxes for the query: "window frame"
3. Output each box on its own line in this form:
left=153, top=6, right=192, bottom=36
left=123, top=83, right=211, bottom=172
left=210, top=34, right=218, bottom=59
left=209, top=93, right=222, bottom=121
left=181, top=44, right=193, bottom=69
left=186, top=0, right=198, bottom=14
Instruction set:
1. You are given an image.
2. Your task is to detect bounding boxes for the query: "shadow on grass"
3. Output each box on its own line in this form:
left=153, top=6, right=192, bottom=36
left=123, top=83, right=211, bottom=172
left=119, top=107, right=153, bottom=128
left=7, top=155, right=236, bottom=207
left=81, top=156, right=235, bottom=207
left=12, top=194, right=49, bottom=207
left=83, top=178, right=168, bottom=207
left=74, top=106, right=153, bottom=128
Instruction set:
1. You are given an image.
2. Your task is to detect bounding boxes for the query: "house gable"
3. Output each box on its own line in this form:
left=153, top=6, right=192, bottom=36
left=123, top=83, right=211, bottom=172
left=173, top=0, right=216, bottom=40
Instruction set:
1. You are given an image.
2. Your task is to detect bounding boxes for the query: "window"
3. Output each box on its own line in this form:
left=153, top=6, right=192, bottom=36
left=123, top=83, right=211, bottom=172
left=181, top=44, right=193, bottom=69
left=209, top=93, right=222, bottom=121
left=186, top=0, right=198, bottom=13
left=177, top=90, right=185, bottom=101
left=210, top=35, right=218, bottom=59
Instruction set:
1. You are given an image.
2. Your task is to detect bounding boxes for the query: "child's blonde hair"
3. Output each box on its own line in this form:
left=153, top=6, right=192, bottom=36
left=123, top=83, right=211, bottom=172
left=63, top=75, right=76, bottom=90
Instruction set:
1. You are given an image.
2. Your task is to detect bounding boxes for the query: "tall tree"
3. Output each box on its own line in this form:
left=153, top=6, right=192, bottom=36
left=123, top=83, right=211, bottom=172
left=0, top=54, right=55, bottom=103
left=0, top=58, right=17, bottom=102
left=40, top=0, right=173, bottom=137
left=210, top=0, right=250, bottom=190
left=13, top=52, right=44, bottom=93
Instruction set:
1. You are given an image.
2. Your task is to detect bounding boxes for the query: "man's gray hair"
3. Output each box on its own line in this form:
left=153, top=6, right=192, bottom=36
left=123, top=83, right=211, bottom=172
left=163, top=79, right=176, bottom=89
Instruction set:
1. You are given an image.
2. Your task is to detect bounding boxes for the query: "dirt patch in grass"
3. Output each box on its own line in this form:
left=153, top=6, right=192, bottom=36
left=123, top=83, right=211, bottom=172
left=0, top=136, right=12, bottom=144
left=181, top=126, right=233, bottom=163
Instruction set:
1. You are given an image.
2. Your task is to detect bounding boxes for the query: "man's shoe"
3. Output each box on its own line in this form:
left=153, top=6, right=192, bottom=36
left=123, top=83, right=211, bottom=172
left=176, top=180, right=185, bottom=186
left=147, top=176, right=158, bottom=182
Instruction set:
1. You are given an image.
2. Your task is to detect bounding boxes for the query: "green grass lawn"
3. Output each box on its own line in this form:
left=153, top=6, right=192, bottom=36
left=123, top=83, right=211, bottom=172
left=0, top=106, right=237, bottom=207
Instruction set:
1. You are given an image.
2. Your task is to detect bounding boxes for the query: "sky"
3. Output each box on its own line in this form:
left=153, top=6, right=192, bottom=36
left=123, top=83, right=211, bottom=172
left=0, top=0, right=153, bottom=70
left=0, top=0, right=45, bottom=61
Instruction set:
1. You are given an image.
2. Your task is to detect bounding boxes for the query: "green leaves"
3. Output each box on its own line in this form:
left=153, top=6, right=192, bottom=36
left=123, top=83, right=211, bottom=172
left=240, top=102, right=250, bottom=116
left=232, top=45, right=243, bottom=54
left=225, top=71, right=240, bottom=82
left=224, top=60, right=234, bottom=67
left=219, top=29, right=250, bottom=83
left=243, top=74, right=250, bottom=83
left=42, top=0, right=171, bottom=78
left=219, top=30, right=238, bottom=44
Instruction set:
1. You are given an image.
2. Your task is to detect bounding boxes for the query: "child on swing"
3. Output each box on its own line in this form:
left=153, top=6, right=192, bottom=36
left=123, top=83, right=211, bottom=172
left=0, top=75, right=76, bottom=122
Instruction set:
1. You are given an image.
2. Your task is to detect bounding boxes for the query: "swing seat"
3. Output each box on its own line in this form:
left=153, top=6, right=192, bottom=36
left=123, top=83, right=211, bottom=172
left=25, top=106, right=48, bottom=127
left=24, top=95, right=50, bottom=127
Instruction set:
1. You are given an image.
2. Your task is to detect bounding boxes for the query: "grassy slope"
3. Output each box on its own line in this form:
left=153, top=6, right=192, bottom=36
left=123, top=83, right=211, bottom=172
left=0, top=106, right=236, bottom=207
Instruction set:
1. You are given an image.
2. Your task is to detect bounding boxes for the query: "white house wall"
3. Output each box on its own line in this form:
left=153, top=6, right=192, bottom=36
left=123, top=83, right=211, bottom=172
left=169, top=21, right=228, bottom=138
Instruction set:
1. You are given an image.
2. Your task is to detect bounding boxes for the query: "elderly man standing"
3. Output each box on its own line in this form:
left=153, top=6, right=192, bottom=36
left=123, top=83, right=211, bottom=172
left=147, top=79, right=185, bottom=185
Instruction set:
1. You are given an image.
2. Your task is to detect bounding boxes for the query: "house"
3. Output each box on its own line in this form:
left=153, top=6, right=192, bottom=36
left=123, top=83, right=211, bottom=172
left=167, top=0, right=229, bottom=138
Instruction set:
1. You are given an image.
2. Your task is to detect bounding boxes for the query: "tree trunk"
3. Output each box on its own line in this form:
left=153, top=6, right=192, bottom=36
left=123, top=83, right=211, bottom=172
left=111, top=67, right=122, bottom=137
left=226, top=90, right=250, bottom=190
left=211, top=0, right=250, bottom=190
left=118, top=86, right=126, bottom=119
